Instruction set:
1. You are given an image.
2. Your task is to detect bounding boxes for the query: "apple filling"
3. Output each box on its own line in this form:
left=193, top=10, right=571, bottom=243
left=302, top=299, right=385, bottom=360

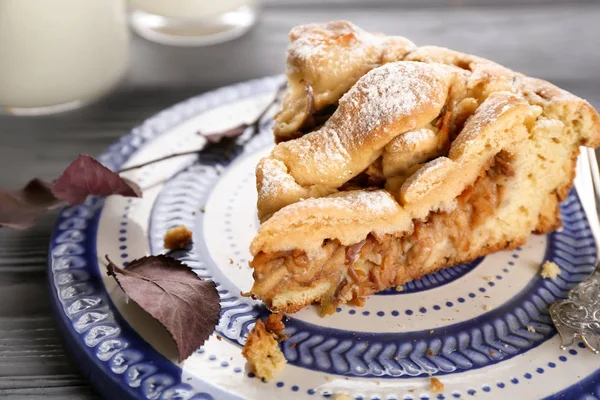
left=250, top=152, right=519, bottom=314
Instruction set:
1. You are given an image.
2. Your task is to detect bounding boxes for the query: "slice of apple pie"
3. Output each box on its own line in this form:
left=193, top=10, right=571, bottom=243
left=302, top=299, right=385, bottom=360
left=249, top=21, right=600, bottom=314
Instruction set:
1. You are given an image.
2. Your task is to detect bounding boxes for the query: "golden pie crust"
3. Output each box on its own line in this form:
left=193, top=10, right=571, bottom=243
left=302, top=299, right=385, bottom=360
left=249, top=21, right=600, bottom=314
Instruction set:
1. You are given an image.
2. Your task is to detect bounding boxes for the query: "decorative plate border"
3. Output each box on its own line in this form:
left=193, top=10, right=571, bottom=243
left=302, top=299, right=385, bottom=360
left=47, top=76, right=600, bottom=400
left=148, top=131, right=597, bottom=379
left=48, top=77, right=284, bottom=400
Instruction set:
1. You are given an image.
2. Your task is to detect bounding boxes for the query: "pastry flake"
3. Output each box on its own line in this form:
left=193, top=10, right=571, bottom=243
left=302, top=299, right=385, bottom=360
left=430, top=377, right=445, bottom=393
left=541, top=260, right=561, bottom=279
left=163, top=225, right=193, bottom=250
left=242, top=319, right=286, bottom=381
left=250, top=21, right=600, bottom=314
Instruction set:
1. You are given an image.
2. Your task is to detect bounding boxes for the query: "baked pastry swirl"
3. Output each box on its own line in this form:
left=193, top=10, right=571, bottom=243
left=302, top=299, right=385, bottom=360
left=249, top=21, right=600, bottom=314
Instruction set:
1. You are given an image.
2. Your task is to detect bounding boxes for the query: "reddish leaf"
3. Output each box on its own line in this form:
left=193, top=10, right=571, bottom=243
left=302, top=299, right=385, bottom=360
left=52, top=155, right=142, bottom=205
left=106, top=255, right=221, bottom=362
left=0, top=179, right=63, bottom=229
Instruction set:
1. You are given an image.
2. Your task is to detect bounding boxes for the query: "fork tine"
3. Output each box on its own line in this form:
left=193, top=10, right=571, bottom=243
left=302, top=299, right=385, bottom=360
left=577, top=148, right=600, bottom=256
left=549, top=151, right=600, bottom=354
left=580, top=333, right=600, bottom=354
left=587, top=148, right=600, bottom=206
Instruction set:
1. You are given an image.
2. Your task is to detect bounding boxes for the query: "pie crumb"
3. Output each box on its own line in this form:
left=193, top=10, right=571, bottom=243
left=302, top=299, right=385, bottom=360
left=163, top=226, right=193, bottom=250
left=265, top=313, right=286, bottom=338
left=541, top=261, right=560, bottom=279
left=332, top=394, right=352, bottom=400
left=242, top=320, right=286, bottom=381
left=430, top=377, right=444, bottom=393
left=483, top=305, right=490, bottom=311
left=526, top=325, right=536, bottom=333
left=395, top=285, right=404, bottom=292
left=483, top=276, right=493, bottom=281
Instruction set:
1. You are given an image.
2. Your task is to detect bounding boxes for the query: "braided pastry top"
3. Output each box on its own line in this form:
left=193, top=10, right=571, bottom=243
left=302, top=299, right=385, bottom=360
left=252, top=21, right=600, bottom=257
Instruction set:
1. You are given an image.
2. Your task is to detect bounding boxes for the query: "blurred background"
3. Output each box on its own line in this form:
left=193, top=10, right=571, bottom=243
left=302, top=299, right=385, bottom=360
left=0, top=0, right=599, bottom=398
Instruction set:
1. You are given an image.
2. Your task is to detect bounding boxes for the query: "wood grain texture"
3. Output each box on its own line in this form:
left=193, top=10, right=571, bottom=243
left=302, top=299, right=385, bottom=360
left=0, top=1, right=598, bottom=398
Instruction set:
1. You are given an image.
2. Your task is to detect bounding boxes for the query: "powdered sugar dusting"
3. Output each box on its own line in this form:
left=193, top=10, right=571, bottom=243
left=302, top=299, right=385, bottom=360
left=291, top=39, right=327, bottom=62
left=462, top=93, right=520, bottom=138
left=266, top=61, right=449, bottom=195
left=295, top=131, right=350, bottom=171
left=340, top=62, right=447, bottom=136
left=387, top=128, right=437, bottom=151
left=258, top=158, right=303, bottom=200
left=275, top=190, right=399, bottom=220
left=288, top=21, right=382, bottom=62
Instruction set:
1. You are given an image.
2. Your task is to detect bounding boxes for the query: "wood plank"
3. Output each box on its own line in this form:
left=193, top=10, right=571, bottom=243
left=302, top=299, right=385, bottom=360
left=264, top=0, right=597, bottom=8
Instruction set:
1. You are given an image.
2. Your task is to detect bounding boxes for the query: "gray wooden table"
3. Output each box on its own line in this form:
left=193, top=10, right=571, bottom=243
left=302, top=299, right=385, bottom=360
left=1, top=1, right=599, bottom=399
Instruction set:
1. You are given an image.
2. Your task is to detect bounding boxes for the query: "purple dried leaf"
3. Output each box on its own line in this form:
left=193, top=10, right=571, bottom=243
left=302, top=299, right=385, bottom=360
left=52, top=155, right=142, bottom=205
left=0, top=179, right=63, bottom=229
left=106, top=255, right=221, bottom=362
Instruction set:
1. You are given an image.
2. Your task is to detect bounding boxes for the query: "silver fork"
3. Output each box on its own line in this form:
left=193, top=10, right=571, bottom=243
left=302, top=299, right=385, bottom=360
left=549, top=148, right=600, bottom=354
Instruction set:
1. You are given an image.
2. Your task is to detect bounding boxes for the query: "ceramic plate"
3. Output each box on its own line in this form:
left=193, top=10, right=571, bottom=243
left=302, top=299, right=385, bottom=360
left=48, top=77, right=600, bottom=400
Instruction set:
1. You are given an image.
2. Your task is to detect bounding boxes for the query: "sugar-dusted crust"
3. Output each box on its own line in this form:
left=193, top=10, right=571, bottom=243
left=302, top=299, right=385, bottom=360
left=258, top=61, right=456, bottom=221
left=250, top=21, right=600, bottom=314
left=274, top=21, right=416, bottom=141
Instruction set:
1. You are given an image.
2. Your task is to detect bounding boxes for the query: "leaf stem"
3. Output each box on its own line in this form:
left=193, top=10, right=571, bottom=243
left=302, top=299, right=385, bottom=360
left=119, top=149, right=204, bottom=173
left=118, top=82, right=286, bottom=174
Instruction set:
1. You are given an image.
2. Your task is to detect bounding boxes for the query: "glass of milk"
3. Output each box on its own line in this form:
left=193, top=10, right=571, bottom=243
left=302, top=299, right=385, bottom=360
left=129, top=0, right=259, bottom=46
left=0, top=0, right=129, bottom=116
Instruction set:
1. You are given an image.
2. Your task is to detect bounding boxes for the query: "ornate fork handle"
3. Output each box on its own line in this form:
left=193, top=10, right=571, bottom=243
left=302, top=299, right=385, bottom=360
left=550, top=261, right=600, bottom=354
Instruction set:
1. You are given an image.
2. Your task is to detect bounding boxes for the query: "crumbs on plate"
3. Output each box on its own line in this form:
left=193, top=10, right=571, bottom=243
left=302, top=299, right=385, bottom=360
left=265, top=313, right=286, bottom=338
left=541, top=261, right=560, bottom=279
left=332, top=394, right=352, bottom=400
left=163, top=225, right=193, bottom=250
left=430, top=377, right=444, bottom=393
left=242, top=319, right=286, bottom=381
left=242, top=313, right=288, bottom=381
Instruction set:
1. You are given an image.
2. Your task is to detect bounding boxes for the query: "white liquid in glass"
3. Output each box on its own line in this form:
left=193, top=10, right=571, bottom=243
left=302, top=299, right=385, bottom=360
left=128, top=0, right=258, bottom=46
left=0, top=0, right=129, bottom=112
left=129, top=0, right=256, bottom=19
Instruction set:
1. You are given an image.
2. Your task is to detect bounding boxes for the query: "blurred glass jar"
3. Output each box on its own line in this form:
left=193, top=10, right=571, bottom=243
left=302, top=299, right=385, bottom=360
left=0, top=0, right=129, bottom=116
left=129, top=0, right=259, bottom=46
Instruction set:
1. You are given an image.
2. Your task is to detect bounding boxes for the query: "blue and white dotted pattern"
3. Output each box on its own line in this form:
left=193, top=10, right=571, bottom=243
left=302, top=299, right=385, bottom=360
left=149, top=125, right=596, bottom=381
left=49, top=77, right=285, bottom=400
left=48, top=76, right=600, bottom=400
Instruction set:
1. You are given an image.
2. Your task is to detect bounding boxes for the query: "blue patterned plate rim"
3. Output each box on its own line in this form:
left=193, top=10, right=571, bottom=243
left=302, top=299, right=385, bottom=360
left=47, top=76, right=284, bottom=400
left=46, top=76, right=600, bottom=400
left=150, top=134, right=596, bottom=380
